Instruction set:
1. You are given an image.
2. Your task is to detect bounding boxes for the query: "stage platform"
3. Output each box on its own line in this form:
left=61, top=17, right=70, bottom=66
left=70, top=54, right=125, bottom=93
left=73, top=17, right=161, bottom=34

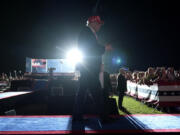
left=0, top=114, right=180, bottom=134
left=0, top=91, right=32, bottom=100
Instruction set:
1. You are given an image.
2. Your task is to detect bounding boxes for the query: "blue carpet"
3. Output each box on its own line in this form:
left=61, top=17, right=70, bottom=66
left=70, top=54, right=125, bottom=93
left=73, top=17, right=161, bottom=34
left=0, top=114, right=180, bottom=134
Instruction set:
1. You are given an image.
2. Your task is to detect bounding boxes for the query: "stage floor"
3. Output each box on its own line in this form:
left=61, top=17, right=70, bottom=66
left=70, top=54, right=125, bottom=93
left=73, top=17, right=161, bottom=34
left=0, top=91, right=32, bottom=100
left=0, top=114, right=180, bottom=134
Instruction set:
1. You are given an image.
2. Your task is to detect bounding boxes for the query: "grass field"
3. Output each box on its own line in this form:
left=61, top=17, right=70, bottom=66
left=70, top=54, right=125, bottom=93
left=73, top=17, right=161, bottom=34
left=112, top=95, right=164, bottom=115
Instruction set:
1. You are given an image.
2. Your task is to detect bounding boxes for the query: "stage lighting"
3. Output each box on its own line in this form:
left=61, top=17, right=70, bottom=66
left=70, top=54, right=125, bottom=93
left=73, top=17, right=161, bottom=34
left=112, top=57, right=121, bottom=65
left=66, top=49, right=83, bottom=65
left=116, top=59, right=121, bottom=64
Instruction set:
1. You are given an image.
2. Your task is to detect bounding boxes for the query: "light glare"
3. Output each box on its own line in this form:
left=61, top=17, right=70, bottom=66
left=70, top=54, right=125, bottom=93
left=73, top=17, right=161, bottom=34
left=66, top=49, right=83, bottom=65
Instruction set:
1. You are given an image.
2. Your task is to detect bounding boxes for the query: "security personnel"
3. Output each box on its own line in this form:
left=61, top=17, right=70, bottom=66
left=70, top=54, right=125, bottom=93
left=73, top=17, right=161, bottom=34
left=116, top=68, right=127, bottom=109
left=73, top=16, right=112, bottom=122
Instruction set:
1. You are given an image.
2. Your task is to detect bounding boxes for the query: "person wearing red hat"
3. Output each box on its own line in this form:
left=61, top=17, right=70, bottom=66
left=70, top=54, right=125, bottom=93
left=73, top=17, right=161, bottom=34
left=73, top=15, right=112, bottom=123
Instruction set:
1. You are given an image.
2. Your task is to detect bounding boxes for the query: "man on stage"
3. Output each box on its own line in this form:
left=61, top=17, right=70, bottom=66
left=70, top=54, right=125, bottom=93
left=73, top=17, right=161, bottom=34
left=73, top=15, right=112, bottom=122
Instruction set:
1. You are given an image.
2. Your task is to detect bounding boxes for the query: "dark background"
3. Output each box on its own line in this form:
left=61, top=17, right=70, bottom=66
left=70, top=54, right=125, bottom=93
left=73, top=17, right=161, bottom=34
left=0, top=0, right=180, bottom=73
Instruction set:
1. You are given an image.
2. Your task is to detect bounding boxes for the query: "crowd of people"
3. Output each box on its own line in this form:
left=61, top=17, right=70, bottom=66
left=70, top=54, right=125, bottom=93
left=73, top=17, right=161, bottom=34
left=0, top=70, right=24, bottom=84
left=111, top=67, right=180, bottom=87
left=108, top=66, right=180, bottom=113
left=1, top=67, right=180, bottom=90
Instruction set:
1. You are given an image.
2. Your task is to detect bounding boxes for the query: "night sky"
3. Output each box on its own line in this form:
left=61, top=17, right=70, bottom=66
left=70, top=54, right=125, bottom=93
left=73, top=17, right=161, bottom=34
left=0, top=0, right=180, bottom=73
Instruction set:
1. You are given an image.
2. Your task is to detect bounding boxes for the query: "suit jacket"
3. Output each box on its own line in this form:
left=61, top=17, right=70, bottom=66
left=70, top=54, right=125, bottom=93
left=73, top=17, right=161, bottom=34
left=104, top=71, right=112, bottom=93
left=116, top=73, right=127, bottom=92
left=77, top=26, right=105, bottom=73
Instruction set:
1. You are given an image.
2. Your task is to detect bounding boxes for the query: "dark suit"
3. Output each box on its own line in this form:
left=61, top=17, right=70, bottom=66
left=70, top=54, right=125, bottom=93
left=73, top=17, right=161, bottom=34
left=116, top=73, right=127, bottom=108
left=103, top=71, right=113, bottom=115
left=103, top=72, right=112, bottom=102
left=77, top=26, right=105, bottom=73
left=73, top=26, right=105, bottom=120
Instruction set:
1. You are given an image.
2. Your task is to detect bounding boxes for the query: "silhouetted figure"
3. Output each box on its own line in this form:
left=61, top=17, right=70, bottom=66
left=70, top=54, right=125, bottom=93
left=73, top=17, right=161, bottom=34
left=103, top=72, right=112, bottom=105
left=73, top=16, right=112, bottom=122
left=116, top=68, right=127, bottom=109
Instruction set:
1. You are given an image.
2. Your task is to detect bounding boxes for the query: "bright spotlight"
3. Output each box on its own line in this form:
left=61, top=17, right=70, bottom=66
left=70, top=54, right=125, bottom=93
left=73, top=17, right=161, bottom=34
left=66, top=49, right=83, bottom=65
left=112, top=57, right=121, bottom=65
left=116, top=59, right=121, bottom=64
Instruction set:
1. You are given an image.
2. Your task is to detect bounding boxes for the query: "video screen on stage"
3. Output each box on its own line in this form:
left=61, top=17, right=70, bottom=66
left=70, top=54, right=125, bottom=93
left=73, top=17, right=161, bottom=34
left=25, top=57, right=75, bottom=73
left=31, top=59, right=47, bottom=73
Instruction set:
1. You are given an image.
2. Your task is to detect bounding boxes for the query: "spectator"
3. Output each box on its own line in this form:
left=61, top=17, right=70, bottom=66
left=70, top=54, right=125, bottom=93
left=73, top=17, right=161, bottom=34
left=161, top=67, right=168, bottom=81
left=132, top=72, right=138, bottom=83
left=144, top=67, right=156, bottom=85
left=175, top=70, right=180, bottom=80
left=137, top=72, right=145, bottom=84
left=125, top=71, right=132, bottom=81
left=167, top=67, right=176, bottom=81
left=153, top=67, right=168, bottom=82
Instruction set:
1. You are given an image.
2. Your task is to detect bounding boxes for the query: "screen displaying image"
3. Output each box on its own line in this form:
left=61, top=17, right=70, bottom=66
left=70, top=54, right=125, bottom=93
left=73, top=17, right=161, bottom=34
left=31, top=59, right=47, bottom=73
